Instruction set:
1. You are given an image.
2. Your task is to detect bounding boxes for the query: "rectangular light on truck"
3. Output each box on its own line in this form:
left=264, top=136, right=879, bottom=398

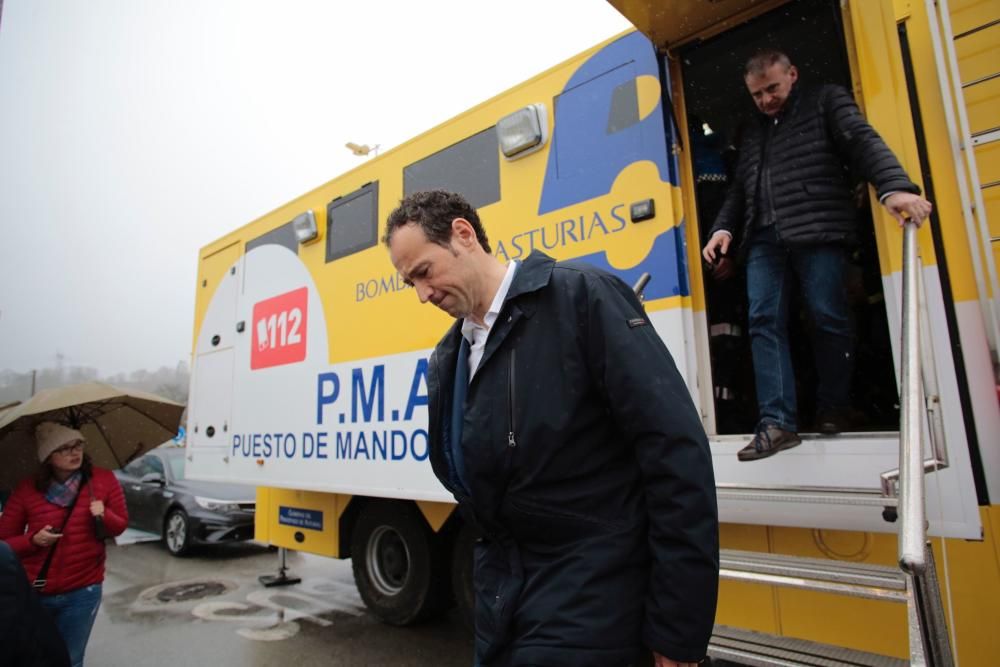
left=497, top=104, right=548, bottom=159
left=292, top=210, right=319, bottom=244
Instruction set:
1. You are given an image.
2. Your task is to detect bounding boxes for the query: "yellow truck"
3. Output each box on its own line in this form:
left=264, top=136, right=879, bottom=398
left=186, top=0, right=1000, bottom=663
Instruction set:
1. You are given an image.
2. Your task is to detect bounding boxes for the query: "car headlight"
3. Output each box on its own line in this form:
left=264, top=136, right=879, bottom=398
left=195, top=497, right=240, bottom=513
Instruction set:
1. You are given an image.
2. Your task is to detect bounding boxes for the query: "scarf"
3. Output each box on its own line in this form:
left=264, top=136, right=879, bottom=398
left=45, top=471, right=82, bottom=508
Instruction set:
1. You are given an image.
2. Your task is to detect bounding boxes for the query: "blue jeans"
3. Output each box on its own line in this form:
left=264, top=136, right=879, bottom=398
left=41, top=583, right=102, bottom=667
left=746, top=227, right=853, bottom=432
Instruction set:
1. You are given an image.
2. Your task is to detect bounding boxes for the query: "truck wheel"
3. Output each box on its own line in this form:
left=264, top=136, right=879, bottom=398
left=351, top=501, right=448, bottom=625
left=450, top=523, right=476, bottom=632
left=164, top=509, right=193, bottom=557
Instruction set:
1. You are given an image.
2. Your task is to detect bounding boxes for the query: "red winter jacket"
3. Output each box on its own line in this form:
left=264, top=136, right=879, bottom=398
left=0, top=467, right=128, bottom=595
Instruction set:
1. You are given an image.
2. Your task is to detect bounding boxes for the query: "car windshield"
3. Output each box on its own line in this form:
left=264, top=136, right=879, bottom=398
left=166, top=452, right=185, bottom=481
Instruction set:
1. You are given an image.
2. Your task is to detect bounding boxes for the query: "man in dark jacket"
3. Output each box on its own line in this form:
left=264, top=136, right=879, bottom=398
left=702, top=50, right=933, bottom=461
left=384, top=190, right=719, bottom=667
left=0, top=541, right=71, bottom=667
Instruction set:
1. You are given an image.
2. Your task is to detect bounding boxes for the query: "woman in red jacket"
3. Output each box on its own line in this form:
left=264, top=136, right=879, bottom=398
left=0, top=421, right=128, bottom=667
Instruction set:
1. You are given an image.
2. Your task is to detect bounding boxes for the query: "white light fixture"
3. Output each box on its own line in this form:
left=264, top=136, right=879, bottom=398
left=496, top=104, right=548, bottom=159
left=292, top=210, right=318, bottom=244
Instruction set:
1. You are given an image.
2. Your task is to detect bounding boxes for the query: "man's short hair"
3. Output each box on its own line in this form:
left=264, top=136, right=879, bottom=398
left=744, top=49, right=792, bottom=78
left=383, top=190, right=492, bottom=254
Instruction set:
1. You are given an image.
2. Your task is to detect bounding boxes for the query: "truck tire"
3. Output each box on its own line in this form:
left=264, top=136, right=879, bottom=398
left=450, top=523, right=476, bottom=632
left=351, top=501, right=448, bottom=625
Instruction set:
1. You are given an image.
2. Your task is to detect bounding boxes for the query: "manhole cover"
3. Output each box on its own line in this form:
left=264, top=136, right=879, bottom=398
left=137, top=578, right=238, bottom=605
left=157, top=581, right=229, bottom=602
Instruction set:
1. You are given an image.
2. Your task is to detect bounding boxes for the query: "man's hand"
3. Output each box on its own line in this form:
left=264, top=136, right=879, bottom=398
left=884, top=192, right=932, bottom=227
left=702, top=231, right=732, bottom=263
left=653, top=653, right=698, bottom=667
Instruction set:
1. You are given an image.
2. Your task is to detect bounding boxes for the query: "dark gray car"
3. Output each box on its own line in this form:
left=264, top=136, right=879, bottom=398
left=114, top=446, right=255, bottom=556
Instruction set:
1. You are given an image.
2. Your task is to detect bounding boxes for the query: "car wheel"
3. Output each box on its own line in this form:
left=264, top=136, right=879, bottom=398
left=351, top=501, right=448, bottom=626
left=164, top=509, right=193, bottom=557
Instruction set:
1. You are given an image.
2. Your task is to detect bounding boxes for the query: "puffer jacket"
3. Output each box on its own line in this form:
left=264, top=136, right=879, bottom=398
left=710, top=83, right=920, bottom=256
left=427, top=251, right=719, bottom=666
left=0, top=467, right=128, bottom=595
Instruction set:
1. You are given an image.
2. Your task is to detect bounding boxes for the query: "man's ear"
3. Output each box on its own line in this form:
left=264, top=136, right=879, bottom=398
left=788, top=65, right=799, bottom=83
left=451, top=218, right=477, bottom=248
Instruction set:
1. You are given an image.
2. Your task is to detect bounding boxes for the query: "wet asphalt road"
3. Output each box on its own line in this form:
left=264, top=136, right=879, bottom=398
left=88, top=540, right=474, bottom=667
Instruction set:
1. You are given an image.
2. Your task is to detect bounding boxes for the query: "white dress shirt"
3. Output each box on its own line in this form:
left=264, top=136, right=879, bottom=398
left=460, top=261, right=518, bottom=380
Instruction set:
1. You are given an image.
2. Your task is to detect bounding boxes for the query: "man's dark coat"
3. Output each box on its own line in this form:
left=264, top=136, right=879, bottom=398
left=427, top=251, right=719, bottom=666
left=0, top=541, right=71, bottom=667
left=710, top=83, right=920, bottom=256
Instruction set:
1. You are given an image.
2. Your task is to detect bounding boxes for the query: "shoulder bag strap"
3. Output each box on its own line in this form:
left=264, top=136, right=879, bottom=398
left=32, top=486, right=83, bottom=592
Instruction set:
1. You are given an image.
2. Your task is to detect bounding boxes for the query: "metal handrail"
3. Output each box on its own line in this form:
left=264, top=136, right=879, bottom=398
left=880, top=253, right=951, bottom=501
left=899, top=221, right=925, bottom=575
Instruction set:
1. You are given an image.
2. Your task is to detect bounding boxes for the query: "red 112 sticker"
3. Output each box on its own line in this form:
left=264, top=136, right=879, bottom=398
left=251, top=287, right=308, bottom=370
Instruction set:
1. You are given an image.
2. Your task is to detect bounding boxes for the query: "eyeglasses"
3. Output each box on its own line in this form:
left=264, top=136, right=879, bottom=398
left=52, top=441, right=84, bottom=456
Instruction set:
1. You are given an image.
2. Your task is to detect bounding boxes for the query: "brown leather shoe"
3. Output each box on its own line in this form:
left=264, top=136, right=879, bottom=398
left=738, top=425, right=802, bottom=461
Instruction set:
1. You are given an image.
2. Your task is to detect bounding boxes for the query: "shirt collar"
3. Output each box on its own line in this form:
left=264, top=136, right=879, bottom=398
left=461, top=260, right=518, bottom=342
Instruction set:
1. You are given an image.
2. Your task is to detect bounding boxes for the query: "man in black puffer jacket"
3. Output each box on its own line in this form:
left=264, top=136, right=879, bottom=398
left=702, top=50, right=932, bottom=461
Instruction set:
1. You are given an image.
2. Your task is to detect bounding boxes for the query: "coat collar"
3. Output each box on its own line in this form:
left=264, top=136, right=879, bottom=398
left=433, top=251, right=555, bottom=390
left=438, top=250, right=554, bottom=349
left=505, top=250, right=555, bottom=304
left=758, top=82, right=802, bottom=125
left=472, top=252, right=550, bottom=383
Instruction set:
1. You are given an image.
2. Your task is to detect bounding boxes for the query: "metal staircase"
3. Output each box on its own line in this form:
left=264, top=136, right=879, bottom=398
left=707, top=223, right=955, bottom=666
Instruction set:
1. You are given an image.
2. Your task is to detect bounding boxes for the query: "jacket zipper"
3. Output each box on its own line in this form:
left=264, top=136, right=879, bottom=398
left=507, top=349, right=517, bottom=448
left=766, top=116, right=782, bottom=241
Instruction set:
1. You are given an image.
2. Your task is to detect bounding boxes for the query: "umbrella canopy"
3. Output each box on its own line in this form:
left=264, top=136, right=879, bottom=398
left=0, top=382, right=185, bottom=491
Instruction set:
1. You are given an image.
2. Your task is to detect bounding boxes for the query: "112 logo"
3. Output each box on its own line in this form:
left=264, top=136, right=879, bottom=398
left=251, top=287, right=308, bottom=370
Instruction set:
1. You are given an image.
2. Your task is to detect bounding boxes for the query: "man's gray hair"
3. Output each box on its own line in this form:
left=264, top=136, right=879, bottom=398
left=744, top=49, right=792, bottom=77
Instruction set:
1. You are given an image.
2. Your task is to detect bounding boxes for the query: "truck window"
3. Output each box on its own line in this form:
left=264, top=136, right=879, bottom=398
left=403, top=127, right=500, bottom=209
left=246, top=221, right=298, bottom=254
left=325, top=181, right=379, bottom=263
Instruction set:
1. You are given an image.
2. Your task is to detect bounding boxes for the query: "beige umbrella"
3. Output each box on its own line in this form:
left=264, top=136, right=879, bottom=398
left=0, top=382, right=185, bottom=491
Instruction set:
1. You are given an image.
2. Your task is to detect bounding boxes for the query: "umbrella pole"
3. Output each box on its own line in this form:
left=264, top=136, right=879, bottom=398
left=92, top=419, right=124, bottom=469
left=67, top=406, right=82, bottom=429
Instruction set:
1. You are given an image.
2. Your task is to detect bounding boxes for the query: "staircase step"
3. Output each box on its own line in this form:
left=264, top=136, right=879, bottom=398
left=720, top=549, right=908, bottom=602
left=710, top=625, right=908, bottom=667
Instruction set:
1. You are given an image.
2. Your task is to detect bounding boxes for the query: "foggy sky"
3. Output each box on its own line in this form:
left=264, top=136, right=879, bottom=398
left=0, top=0, right=631, bottom=375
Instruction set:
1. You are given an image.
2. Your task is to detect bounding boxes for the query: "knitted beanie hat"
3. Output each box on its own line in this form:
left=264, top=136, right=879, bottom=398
left=35, top=421, right=85, bottom=462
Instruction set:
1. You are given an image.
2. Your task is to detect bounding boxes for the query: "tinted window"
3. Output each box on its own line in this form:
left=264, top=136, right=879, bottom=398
left=166, top=453, right=185, bottom=480
left=403, top=128, right=500, bottom=210
left=123, top=458, right=148, bottom=478
left=247, top=221, right=298, bottom=254
left=146, top=456, right=165, bottom=476
left=125, top=455, right=162, bottom=478
left=607, top=78, right=640, bottom=134
left=326, top=182, right=379, bottom=262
